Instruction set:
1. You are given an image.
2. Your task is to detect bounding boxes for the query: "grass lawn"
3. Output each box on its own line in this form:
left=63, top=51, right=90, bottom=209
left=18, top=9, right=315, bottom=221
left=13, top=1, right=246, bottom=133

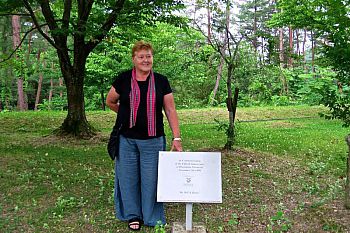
left=1, top=105, right=350, bottom=232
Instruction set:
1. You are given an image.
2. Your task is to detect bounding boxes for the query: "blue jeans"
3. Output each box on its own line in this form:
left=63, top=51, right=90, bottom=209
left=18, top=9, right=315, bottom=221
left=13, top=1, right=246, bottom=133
left=114, top=135, right=166, bottom=226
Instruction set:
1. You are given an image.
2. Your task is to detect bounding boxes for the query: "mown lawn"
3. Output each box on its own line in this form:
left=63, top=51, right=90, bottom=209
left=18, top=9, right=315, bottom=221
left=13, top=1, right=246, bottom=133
left=1, top=105, right=349, bottom=232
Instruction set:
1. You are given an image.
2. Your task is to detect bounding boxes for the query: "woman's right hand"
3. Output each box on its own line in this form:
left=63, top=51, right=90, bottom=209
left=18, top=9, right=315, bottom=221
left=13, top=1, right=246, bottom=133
left=106, top=87, right=120, bottom=113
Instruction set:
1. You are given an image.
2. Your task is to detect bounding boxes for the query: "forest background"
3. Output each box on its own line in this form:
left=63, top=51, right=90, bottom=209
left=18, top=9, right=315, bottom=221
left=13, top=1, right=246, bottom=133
left=1, top=0, right=348, bottom=120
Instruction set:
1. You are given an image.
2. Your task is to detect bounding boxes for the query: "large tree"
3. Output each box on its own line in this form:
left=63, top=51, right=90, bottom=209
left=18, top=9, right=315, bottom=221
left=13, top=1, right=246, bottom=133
left=1, top=0, right=184, bottom=138
left=193, top=0, right=243, bottom=149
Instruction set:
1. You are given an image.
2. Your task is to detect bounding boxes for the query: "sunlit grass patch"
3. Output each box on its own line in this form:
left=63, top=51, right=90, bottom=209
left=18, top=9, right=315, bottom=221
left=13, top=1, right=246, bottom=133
left=235, top=117, right=348, bottom=176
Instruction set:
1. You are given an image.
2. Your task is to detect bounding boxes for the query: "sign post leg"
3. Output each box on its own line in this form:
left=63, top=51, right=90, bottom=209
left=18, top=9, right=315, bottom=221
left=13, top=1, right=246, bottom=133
left=186, top=203, right=193, bottom=231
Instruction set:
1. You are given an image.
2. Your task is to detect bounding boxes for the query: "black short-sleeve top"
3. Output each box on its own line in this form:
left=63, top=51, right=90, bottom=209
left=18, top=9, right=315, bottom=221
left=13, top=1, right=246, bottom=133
left=112, top=70, right=172, bottom=139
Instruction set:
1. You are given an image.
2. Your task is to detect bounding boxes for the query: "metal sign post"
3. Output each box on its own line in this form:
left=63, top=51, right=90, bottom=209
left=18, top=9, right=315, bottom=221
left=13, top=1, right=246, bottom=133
left=186, top=203, right=193, bottom=231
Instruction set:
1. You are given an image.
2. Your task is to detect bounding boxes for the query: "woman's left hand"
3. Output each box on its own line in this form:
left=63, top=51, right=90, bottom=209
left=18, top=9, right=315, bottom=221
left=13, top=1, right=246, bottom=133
left=171, top=140, right=183, bottom=152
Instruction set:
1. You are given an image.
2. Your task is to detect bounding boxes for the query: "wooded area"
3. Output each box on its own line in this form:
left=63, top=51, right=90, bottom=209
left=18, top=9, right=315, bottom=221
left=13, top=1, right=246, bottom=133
left=0, top=0, right=349, bottom=135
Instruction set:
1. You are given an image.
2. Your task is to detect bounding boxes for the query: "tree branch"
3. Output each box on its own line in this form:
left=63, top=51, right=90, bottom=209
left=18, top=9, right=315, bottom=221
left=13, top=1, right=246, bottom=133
left=40, top=0, right=59, bottom=30
left=86, top=0, right=126, bottom=52
left=193, top=20, right=229, bottom=64
left=62, top=0, right=72, bottom=30
left=0, top=26, right=37, bottom=63
left=226, top=26, right=232, bottom=59
left=0, top=13, right=30, bottom=16
left=78, top=0, right=94, bottom=22
left=22, top=0, right=59, bottom=50
left=75, top=0, right=94, bottom=47
left=232, top=37, right=243, bottom=68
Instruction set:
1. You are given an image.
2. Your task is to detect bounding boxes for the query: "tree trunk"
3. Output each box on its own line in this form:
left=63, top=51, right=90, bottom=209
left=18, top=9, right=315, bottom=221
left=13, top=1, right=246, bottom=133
left=11, top=15, right=20, bottom=54
left=345, top=135, right=350, bottom=209
left=303, top=29, right=307, bottom=69
left=100, top=91, right=106, bottom=111
left=288, top=26, right=293, bottom=67
left=100, top=78, right=106, bottom=111
left=34, top=50, right=44, bottom=111
left=311, top=30, right=315, bottom=73
left=279, top=28, right=284, bottom=68
left=222, top=0, right=238, bottom=150
left=26, top=26, right=33, bottom=62
left=4, top=68, right=12, bottom=110
left=279, top=28, right=288, bottom=94
left=5, top=96, right=10, bottom=110
left=211, top=57, right=224, bottom=105
left=207, top=0, right=211, bottom=43
left=55, top=49, right=95, bottom=138
left=57, top=72, right=95, bottom=138
left=49, top=78, right=53, bottom=107
left=212, top=0, right=230, bottom=105
left=12, top=15, right=27, bottom=111
left=35, top=74, right=44, bottom=111
left=296, top=29, right=300, bottom=57
left=225, top=64, right=236, bottom=150
left=16, top=79, right=26, bottom=111
left=232, top=88, right=239, bottom=125
left=59, top=78, right=63, bottom=98
left=252, top=3, right=258, bottom=50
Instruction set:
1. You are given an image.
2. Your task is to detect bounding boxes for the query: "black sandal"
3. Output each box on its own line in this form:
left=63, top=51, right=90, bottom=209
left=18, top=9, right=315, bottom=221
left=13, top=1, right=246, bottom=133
left=128, top=218, right=143, bottom=231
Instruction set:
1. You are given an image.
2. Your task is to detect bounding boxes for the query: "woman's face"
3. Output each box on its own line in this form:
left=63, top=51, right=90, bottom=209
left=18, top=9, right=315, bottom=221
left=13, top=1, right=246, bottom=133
left=132, top=49, right=153, bottom=73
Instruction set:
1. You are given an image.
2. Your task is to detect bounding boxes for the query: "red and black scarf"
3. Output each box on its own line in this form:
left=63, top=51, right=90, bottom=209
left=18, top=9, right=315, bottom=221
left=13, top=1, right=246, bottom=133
left=129, top=67, right=156, bottom=136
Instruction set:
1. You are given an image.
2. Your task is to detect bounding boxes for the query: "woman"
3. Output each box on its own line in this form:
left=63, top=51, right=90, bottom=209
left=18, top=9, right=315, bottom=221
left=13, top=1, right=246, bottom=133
left=106, top=41, right=182, bottom=231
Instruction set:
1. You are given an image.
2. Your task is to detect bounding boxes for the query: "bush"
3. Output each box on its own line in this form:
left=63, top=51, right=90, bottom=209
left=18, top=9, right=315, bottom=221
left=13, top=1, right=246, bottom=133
left=37, top=97, right=67, bottom=111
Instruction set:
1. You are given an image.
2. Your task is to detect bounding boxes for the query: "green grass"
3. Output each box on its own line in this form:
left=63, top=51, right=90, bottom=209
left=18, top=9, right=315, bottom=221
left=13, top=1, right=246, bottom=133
left=235, top=118, right=348, bottom=176
left=1, top=105, right=350, bottom=232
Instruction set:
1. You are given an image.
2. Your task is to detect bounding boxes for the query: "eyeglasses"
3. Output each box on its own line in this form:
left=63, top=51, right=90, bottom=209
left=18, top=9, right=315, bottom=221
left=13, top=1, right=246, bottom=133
left=136, top=55, right=153, bottom=60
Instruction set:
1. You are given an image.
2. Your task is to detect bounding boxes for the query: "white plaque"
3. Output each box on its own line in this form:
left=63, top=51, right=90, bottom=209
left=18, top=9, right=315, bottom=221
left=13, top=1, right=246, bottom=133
left=157, top=151, right=222, bottom=203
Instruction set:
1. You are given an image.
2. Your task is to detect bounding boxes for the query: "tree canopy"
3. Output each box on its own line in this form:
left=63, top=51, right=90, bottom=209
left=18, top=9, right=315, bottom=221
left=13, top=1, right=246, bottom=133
left=1, top=0, right=185, bottom=137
